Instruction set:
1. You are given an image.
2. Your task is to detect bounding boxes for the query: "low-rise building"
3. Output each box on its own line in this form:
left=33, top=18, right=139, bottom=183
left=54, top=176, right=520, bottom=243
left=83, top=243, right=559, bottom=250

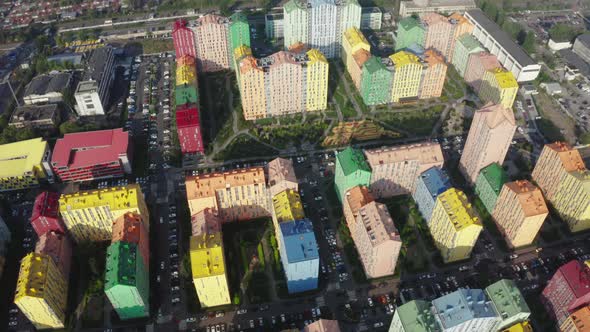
left=572, top=33, right=590, bottom=64
left=74, top=46, right=115, bottom=116
left=399, top=0, right=477, bottom=17
left=413, top=167, right=451, bottom=223
left=485, top=279, right=531, bottom=330
left=9, top=103, right=61, bottom=130
left=0, top=138, right=54, bottom=191
left=23, top=72, right=72, bottom=105
left=475, top=163, right=508, bottom=214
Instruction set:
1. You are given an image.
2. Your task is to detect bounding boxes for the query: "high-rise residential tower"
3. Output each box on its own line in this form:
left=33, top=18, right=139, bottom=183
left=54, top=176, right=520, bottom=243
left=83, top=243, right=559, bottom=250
left=479, top=68, right=519, bottom=109
left=474, top=162, right=508, bottom=214
left=395, top=17, right=425, bottom=52
left=419, top=49, right=448, bottom=99
left=390, top=50, right=424, bottom=103
left=334, top=147, right=372, bottom=202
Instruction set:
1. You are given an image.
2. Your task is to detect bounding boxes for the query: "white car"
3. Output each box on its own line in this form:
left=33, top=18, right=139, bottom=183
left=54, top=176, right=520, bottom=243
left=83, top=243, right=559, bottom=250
left=237, top=309, right=247, bottom=315
left=186, top=317, right=197, bottom=323
left=171, top=297, right=180, bottom=303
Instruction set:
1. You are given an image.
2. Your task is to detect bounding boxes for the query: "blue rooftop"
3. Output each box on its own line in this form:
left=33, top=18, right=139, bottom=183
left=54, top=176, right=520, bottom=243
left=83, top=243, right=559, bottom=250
left=279, top=219, right=319, bottom=263
left=432, top=289, right=497, bottom=329
left=420, top=167, right=451, bottom=198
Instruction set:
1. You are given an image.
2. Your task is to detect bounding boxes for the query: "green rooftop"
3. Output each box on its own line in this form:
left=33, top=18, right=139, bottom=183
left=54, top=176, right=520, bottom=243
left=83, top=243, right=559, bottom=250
left=480, top=163, right=508, bottom=194
left=284, top=0, right=306, bottom=13
left=337, top=147, right=371, bottom=176
left=399, top=17, right=423, bottom=32
left=105, top=242, right=143, bottom=289
left=363, top=56, right=388, bottom=74
left=485, top=279, right=531, bottom=320
left=230, top=12, right=248, bottom=23
left=458, top=34, right=484, bottom=52
left=175, top=85, right=198, bottom=107
left=396, top=300, right=440, bottom=332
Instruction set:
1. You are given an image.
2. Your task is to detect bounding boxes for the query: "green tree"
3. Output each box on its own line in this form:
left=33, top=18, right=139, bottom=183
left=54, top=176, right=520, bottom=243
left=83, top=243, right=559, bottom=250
left=522, top=31, right=536, bottom=54
left=580, top=133, right=590, bottom=145
left=549, top=24, right=580, bottom=42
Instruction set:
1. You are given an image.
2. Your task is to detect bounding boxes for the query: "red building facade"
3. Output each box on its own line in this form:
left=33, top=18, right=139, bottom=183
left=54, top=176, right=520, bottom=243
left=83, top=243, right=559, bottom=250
left=542, top=260, right=590, bottom=326
left=30, top=192, right=65, bottom=237
left=176, top=104, right=204, bottom=154
left=172, top=20, right=196, bottom=58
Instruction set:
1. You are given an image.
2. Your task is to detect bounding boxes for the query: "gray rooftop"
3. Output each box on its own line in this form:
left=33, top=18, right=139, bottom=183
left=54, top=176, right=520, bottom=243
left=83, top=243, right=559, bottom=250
left=10, top=104, right=60, bottom=123
left=24, top=72, right=72, bottom=97
left=467, top=9, right=535, bottom=67
left=576, top=33, right=590, bottom=49
left=559, top=49, right=590, bottom=78
left=83, top=46, right=113, bottom=82
left=76, top=80, right=98, bottom=94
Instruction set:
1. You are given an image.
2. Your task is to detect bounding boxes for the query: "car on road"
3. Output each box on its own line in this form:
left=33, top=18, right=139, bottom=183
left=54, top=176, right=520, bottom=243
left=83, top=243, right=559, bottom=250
left=186, top=317, right=197, bottom=323
left=249, top=320, right=254, bottom=328
left=236, top=309, right=247, bottom=315
left=374, top=322, right=384, bottom=328
left=367, top=297, right=374, bottom=307
left=171, top=297, right=180, bottom=303
left=215, top=311, right=224, bottom=318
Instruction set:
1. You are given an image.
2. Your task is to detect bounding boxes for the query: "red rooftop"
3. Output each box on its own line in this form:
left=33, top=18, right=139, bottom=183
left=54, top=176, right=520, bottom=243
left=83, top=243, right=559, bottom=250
left=176, top=104, right=204, bottom=154
left=30, top=192, right=65, bottom=237
left=542, top=260, right=590, bottom=326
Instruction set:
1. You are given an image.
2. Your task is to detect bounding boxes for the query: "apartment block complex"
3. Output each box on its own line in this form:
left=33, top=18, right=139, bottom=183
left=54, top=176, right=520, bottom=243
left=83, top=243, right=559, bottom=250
left=342, top=27, right=371, bottom=89
left=422, top=13, right=454, bottom=60
left=176, top=104, right=205, bottom=154
left=35, top=231, right=72, bottom=279
left=351, top=202, right=402, bottom=279
left=479, top=68, right=518, bottom=109
left=419, top=49, right=447, bottom=99
left=542, top=260, right=590, bottom=326
left=452, top=34, right=483, bottom=77
left=492, top=180, right=548, bottom=248
left=365, top=142, right=444, bottom=198
left=431, top=288, right=499, bottom=331
left=267, top=157, right=298, bottom=196
left=283, top=0, right=361, bottom=58
left=334, top=147, right=372, bottom=201
left=465, top=9, right=540, bottom=82
left=399, top=0, right=477, bottom=17
left=395, top=17, right=425, bottom=52
left=74, top=46, right=115, bottom=116
left=111, top=212, right=150, bottom=268
left=278, top=219, right=320, bottom=293
left=532, top=143, right=590, bottom=232
left=485, top=279, right=531, bottom=330
left=0, top=138, right=54, bottom=192
left=360, top=7, right=382, bottom=30
left=190, top=232, right=231, bottom=307
left=30, top=191, right=66, bottom=237
left=51, top=128, right=132, bottom=182
left=58, top=184, right=149, bottom=242
left=464, top=51, right=501, bottom=92
left=172, top=19, right=196, bottom=58
left=561, top=305, right=590, bottom=332
left=390, top=50, right=424, bottom=103
left=185, top=168, right=271, bottom=222
left=272, top=189, right=305, bottom=225
left=105, top=241, right=150, bottom=319
left=474, top=163, right=508, bottom=214
left=343, top=185, right=374, bottom=230
left=360, top=56, right=394, bottom=105
left=429, top=188, right=482, bottom=263
left=389, top=300, right=439, bottom=332
left=236, top=48, right=329, bottom=120
left=413, top=167, right=451, bottom=223
left=14, top=253, right=68, bottom=330
left=459, top=103, right=516, bottom=184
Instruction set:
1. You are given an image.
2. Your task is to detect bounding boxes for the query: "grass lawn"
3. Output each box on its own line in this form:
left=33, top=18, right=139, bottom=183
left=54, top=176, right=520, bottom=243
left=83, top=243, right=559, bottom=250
left=213, top=134, right=278, bottom=161
left=375, top=107, right=441, bottom=136
left=252, top=121, right=329, bottom=149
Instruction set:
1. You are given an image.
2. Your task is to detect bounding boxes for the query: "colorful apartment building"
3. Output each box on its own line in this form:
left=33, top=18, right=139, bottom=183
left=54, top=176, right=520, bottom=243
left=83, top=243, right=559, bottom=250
left=395, top=17, right=425, bottom=52
left=176, top=104, right=204, bottom=155
left=431, top=289, right=499, bottom=331
left=105, top=241, right=149, bottom=319
left=448, top=12, right=474, bottom=61
left=452, top=34, right=483, bottom=77
left=360, top=56, right=393, bottom=105
left=419, top=49, right=447, bottom=99
left=0, top=138, right=53, bottom=192
left=304, top=319, right=342, bottom=332
left=185, top=168, right=271, bottom=222
left=485, top=279, right=531, bottom=330
left=193, top=14, right=231, bottom=72
left=30, top=191, right=65, bottom=237
left=112, top=212, right=150, bottom=268
left=35, top=231, right=72, bottom=279
left=492, top=181, right=548, bottom=248
left=422, top=13, right=454, bottom=60
left=430, top=188, right=482, bottom=263
left=175, top=84, right=199, bottom=106
left=228, top=12, right=251, bottom=67
left=532, top=143, right=590, bottom=232
left=352, top=201, right=402, bottom=279
left=389, top=300, right=439, bottom=332
left=278, top=219, right=320, bottom=293
left=542, top=260, right=590, bottom=326
left=413, top=167, right=451, bottom=223
left=176, top=63, right=197, bottom=86
left=283, top=0, right=361, bottom=58
left=334, top=147, right=372, bottom=202
left=59, top=184, right=149, bottom=243
left=51, top=129, right=132, bottom=182
left=365, top=142, right=444, bottom=198
left=236, top=51, right=266, bottom=120
left=342, top=27, right=371, bottom=89
left=172, top=19, right=196, bottom=58
left=474, top=163, right=508, bottom=214
left=272, top=189, right=305, bottom=224
left=464, top=51, right=501, bottom=92
left=502, top=321, right=533, bottom=332
left=268, top=157, right=298, bottom=196
left=459, top=103, right=516, bottom=184
left=561, top=305, right=590, bottom=332
left=14, top=253, right=67, bottom=330
left=479, top=68, right=519, bottom=109
left=190, top=233, right=231, bottom=307
left=306, top=49, right=330, bottom=111
left=390, top=50, right=424, bottom=103
left=343, top=185, right=374, bottom=230
left=190, top=208, right=221, bottom=237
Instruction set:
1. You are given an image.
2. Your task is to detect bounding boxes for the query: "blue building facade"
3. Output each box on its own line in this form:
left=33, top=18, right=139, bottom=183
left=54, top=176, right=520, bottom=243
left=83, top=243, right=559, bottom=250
left=413, top=167, right=451, bottom=223
left=278, top=219, right=319, bottom=293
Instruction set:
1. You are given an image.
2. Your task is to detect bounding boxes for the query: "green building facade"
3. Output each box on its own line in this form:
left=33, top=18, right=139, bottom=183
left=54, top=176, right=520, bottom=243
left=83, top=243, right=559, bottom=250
left=390, top=300, right=439, bottom=332
left=175, top=85, right=199, bottom=107
left=228, top=13, right=251, bottom=68
left=485, top=279, right=531, bottom=330
left=395, top=17, right=425, bottom=52
left=360, top=57, right=393, bottom=105
left=334, top=147, right=372, bottom=202
left=452, top=34, right=484, bottom=77
left=105, top=242, right=149, bottom=320
left=475, top=163, right=508, bottom=214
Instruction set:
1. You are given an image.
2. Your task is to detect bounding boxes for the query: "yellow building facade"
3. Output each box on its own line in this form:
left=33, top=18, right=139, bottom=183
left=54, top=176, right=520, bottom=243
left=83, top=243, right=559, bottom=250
left=390, top=51, right=424, bottom=103
left=479, top=68, right=518, bottom=109
left=429, top=188, right=482, bottom=263
left=59, top=184, right=149, bottom=243
left=176, top=64, right=197, bottom=86
left=14, top=253, right=67, bottom=330
left=305, top=49, right=329, bottom=111
left=233, top=45, right=253, bottom=83
left=0, top=138, right=52, bottom=192
left=342, top=27, right=370, bottom=89
left=502, top=321, right=533, bottom=332
left=190, top=234, right=231, bottom=307
left=238, top=55, right=267, bottom=120
left=553, top=170, right=590, bottom=232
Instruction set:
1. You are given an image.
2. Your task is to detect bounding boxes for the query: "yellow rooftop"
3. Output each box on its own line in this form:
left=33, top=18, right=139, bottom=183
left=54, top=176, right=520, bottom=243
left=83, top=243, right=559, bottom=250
left=344, top=27, right=370, bottom=53
left=306, top=48, right=328, bottom=63
left=234, top=45, right=252, bottom=60
left=489, top=68, right=518, bottom=89
left=390, top=50, right=421, bottom=67
left=273, top=189, right=305, bottom=223
left=190, top=234, right=226, bottom=278
left=0, top=138, right=48, bottom=178
left=59, top=184, right=144, bottom=212
left=437, top=188, right=481, bottom=231
left=15, top=253, right=55, bottom=300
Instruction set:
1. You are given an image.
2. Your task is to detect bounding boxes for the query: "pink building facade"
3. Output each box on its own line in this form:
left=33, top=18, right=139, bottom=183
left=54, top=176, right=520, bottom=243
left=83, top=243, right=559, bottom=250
left=35, top=231, right=72, bottom=279
left=423, top=13, right=454, bottom=60
left=193, top=14, right=230, bottom=72
left=464, top=51, right=501, bottom=92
